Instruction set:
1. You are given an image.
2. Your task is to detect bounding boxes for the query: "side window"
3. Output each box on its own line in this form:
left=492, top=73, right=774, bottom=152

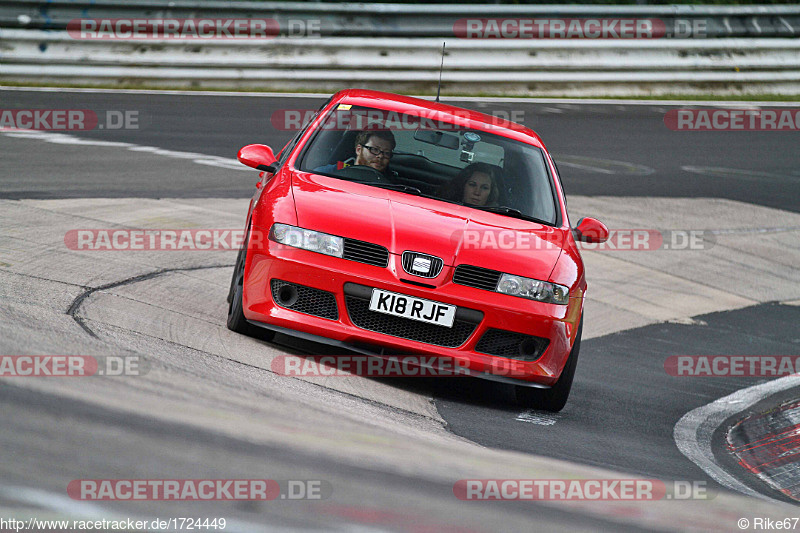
left=276, top=96, right=334, bottom=166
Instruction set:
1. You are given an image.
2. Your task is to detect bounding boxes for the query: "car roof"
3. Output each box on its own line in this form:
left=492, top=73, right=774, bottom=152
left=331, top=88, right=547, bottom=150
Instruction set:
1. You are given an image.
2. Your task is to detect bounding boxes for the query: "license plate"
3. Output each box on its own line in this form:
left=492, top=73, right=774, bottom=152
left=368, top=289, right=456, bottom=328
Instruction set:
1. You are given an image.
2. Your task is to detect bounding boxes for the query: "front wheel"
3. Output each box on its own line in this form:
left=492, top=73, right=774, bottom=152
left=226, top=242, right=275, bottom=342
left=514, top=320, right=582, bottom=412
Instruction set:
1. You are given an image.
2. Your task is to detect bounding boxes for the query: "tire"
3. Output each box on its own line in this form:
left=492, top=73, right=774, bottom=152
left=226, top=240, right=275, bottom=342
left=514, top=319, right=582, bottom=412
left=227, top=244, right=245, bottom=305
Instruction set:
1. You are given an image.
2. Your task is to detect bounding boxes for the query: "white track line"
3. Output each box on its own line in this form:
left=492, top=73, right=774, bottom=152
left=1, top=131, right=248, bottom=171
left=674, top=375, right=800, bottom=502
left=516, top=411, right=560, bottom=425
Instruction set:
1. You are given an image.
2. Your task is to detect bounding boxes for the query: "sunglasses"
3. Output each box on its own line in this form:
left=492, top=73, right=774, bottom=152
left=361, top=144, right=394, bottom=159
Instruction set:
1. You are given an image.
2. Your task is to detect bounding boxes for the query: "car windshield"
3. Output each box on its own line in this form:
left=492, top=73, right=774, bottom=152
left=297, top=104, right=558, bottom=225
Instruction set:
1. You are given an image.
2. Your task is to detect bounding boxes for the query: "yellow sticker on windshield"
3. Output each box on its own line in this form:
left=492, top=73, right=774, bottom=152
left=337, top=104, right=352, bottom=110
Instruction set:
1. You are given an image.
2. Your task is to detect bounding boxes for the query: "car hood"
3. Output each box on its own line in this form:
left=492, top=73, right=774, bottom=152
left=292, top=172, right=565, bottom=278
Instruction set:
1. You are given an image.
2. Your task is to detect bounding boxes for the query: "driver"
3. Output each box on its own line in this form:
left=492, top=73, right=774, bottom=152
left=315, top=128, right=396, bottom=176
left=354, top=129, right=395, bottom=173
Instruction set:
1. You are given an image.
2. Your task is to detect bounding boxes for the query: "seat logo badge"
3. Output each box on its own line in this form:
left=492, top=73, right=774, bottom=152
left=402, top=252, right=443, bottom=278
left=412, top=257, right=431, bottom=273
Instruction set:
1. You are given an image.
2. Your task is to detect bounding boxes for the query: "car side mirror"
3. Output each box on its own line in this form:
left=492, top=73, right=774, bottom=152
left=238, top=144, right=278, bottom=172
left=573, top=217, right=609, bottom=243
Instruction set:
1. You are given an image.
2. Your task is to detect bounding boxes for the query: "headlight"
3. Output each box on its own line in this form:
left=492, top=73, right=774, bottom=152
left=270, top=223, right=343, bottom=258
left=497, top=273, right=569, bottom=305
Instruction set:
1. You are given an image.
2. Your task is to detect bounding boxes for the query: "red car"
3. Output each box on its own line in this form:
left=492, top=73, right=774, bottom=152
left=227, top=89, right=608, bottom=411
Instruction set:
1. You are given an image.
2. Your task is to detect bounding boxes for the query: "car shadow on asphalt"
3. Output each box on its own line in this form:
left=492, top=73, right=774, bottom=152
left=267, top=332, right=521, bottom=412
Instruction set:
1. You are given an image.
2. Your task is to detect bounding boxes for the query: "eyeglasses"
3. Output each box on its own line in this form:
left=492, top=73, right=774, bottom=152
left=361, top=145, right=393, bottom=159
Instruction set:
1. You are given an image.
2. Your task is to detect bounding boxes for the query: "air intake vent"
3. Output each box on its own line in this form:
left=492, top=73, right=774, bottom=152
left=475, top=329, right=550, bottom=362
left=270, top=279, right=338, bottom=320
left=343, top=239, right=389, bottom=267
left=452, top=265, right=502, bottom=292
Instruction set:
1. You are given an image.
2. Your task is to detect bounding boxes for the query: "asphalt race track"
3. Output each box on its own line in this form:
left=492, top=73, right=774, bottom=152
left=2, top=89, right=798, bottom=211
left=1, top=87, right=800, bottom=531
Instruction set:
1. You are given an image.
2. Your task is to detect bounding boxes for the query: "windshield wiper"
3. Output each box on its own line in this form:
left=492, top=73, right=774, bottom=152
left=362, top=182, right=423, bottom=196
left=470, top=205, right=552, bottom=226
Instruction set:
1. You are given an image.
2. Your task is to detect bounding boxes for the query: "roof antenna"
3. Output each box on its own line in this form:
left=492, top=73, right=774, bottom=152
left=435, top=41, right=446, bottom=103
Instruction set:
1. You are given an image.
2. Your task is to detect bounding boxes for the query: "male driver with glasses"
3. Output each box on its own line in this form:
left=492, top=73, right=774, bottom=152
left=315, top=128, right=396, bottom=176
left=353, top=129, right=395, bottom=173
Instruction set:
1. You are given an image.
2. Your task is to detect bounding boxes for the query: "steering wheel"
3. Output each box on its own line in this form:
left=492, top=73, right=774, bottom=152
left=331, top=165, right=388, bottom=183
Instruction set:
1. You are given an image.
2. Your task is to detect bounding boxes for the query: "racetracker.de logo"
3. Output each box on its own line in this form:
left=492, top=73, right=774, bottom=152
left=454, top=479, right=665, bottom=500
left=64, top=229, right=257, bottom=251
left=271, top=355, right=533, bottom=378
left=68, top=479, right=331, bottom=500
left=455, top=229, right=714, bottom=251
left=270, top=108, right=528, bottom=132
left=454, top=18, right=669, bottom=39
left=1, top=110, right=95, bottom=131
left=68, top=480, right=279, bottom=500
left=454, top=479, right=710, bottom=500
left=0, top=356, right=148, bottom=377
left=67, top=18, right=280, bottom=39
left=664, top=108, right=800, bottom=131
left=665, top=355, right=800, bottom=377
left=0, top=109, right=139, bottom=131
left=273, top=355, right=470, bottom=377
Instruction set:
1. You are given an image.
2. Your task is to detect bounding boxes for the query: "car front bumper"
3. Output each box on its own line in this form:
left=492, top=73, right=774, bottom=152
left=243, top=238, right=582, bottom=386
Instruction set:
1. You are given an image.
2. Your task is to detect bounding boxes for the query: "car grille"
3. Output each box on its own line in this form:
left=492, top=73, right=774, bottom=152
left=270, top=279, right=338, bottom=320
left=452, top=265, right=502, bottom=292
left=343, top=238, right=389, bottom=267
left=401, top=251, right=444, bottom=278
left=475, top=329, right=550, bottom=361
left=345, top=295, right=477, bottom=348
